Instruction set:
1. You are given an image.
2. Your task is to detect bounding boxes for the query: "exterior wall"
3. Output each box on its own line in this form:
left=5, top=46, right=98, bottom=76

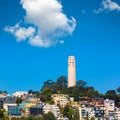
left=115, top=110, right=120, bottom=120
left=79, top=107, right=87, bottom=120
left=79, top=106, right=95, bottom=120
left=91, top=98, right=104, bottom=107
left=27, top=98, right=40, bottom=104
left=52, top=94, right=69, bottom=108
left=3, top=103, right=17, bottom=112
left=0, top=98, right=4, bottom=109
left=12, top=91, right=28, bottom=98
left=70, top=102, right=79, bottom=107
left=29, top=106, right=43, bottom=115
left=25, top=103, right=36, bottom=114
left=94, top=107, right=105, bottom=119
left=104, top=99, right=115, bottom=115
left=105, top=106, right=114, bottom=115
left=0, top=93, right=9, bottom=98
left=8, top=106, right=22, bottom=116
left=104, top=99, right=115, bottom=107
left=43, top=104, right=60, bottom=118
left=19, top=101, right=31, bottom=110
left=68, top=56, right=76, bottom=87
left=87, top=107, right=95, bottom=119
left=27, top=94, right=36, bottom=99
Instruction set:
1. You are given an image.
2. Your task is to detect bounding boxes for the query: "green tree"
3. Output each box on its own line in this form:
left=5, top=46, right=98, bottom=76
left=41, top=80, right=54, bottom=91
left=33, top=91, right=41, bottom=98
left=16, top=97, right=22, bottom=105
left=91, top=117, right=95, bottom=120
left=0, top=110, right=4, bottom=119
left=56, top=76, right=67, bottom=87
left=68, top=108, right=74, bottom=119
left=76, top=80, right=87, bottom=89
left=0, top=90, right=2, bottom=94
left=40, top=96, right=46, bottom=102
left=11, top=117, right=19, bottom=120
left=28, top=115, right=38, bottom=120
left=73, top=107, right=79, bottom=120
left=117, top=86, right=120, bottom=93
left=63, top=106, right=74, bottom=120
left=105, top=90, right=117, bottom=100
left=86, top=87, right=95, bottom=98
left=4, top=116, right=9, bottom=120
left=52, top=76, right=68, bottom=94
left=41, top=87, right=53, bottom=103
left=93, top=90, right=99, bottom=98
left=99, top=93, right=104, bottom=98
left=43, top=112, right=56, bottom=120
left=68, top=87, right=79, bottom=102
left=2, top=91, right=7, bottom=94
left=28, top=89, right=33, bottom=94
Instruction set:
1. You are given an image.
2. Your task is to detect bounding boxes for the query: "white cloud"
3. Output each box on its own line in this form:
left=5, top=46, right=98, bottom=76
left=29, top=35, right=54, bottom=47
left=94, top=0, right=120, bottom=13
left=4, top=23, right=35, bottom=41
left=4, top=0, right=76, bottom=47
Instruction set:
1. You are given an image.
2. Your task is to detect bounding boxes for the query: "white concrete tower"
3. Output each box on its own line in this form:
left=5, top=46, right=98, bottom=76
left=68, top=56, right=76, bottom=87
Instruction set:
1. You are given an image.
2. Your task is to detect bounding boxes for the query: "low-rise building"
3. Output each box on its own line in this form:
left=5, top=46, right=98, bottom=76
left=94, top=107, right=105, bottom=119
left=27, top=93, right=36, bottom=99
left=3, top=97, right=17, bottom=112
left=19, top=101, right=36, bottom=115
left=52, top=94, right=69, bottom=107
left=29, top=106, right=43, bottom=116
left=12, top=91, right=28, bottom=98
left=25, top=103, right=36, bottom=115
left=104, top=99, right=115, bottom=116
left=43, top=104, right=60, bottom=118
left=79, top=106, right=88, bottom=120
left=91, top=98, right=104, bottom=107
left=79, top=105, right=95, bottom=120
left=0, top=98, right=5, bottom=109
left=114, top=107, right=120, bottom=120
left=8, top=106, right=22, bottom=116
left=0, top=93, right=9, bottom=98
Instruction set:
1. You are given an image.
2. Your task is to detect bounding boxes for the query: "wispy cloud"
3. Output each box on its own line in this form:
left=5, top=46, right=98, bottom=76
left=4, top=0, right=76, bottom=47
left=94, top=0, right=120, bottom=13
left=5, top=23, right=35, bottom=42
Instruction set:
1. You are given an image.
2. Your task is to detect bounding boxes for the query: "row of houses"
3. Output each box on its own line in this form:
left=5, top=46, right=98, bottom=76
left=0, top=92, right=120, bottom=120
left=52, top=94, right=120, bottom=119
left=0, top=92, right=68, bottom=120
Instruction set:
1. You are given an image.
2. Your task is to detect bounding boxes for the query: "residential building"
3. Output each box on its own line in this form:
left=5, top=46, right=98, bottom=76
left=8, top=106, right=22, bottom=116
left=79, top=106, right=87, bottom=120
left=104, top=99, right=115, bottom=115
left=3, top=97, right=17, bottom=112
left=115, top=108, right=120, bottom=120
left=0, top=93, right=9, bottom=98
left=43, top=104, right=60, bottom=118
left=25, top=103, right=36, bottom=115
left=27, top=93, right=36, bottom=99
left=12, top=91, right=28, bottom=98
left=52, top=94, right=69, bottom=107
left=29, top=106, right=43, bottom=115
left=94, top=107, right=105, bottom=119
left=0, top=98, right=5, bottom=109
left=91, top=98, right=104, bottom=107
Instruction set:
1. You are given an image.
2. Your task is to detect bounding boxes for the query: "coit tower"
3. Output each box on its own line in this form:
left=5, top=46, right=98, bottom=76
left=68, top=56, right=76, bottom=87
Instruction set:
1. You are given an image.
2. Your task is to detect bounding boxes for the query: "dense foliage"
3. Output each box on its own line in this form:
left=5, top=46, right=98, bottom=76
left=1, top=75, right=120, bottom=120
left=10, top=112, right=56, bottom=120
left=40, top=76, right=120, bottom=107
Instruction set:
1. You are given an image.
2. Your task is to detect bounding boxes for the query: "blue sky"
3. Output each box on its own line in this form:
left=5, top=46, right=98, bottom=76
left=0, top=0, right=120, bottom=94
